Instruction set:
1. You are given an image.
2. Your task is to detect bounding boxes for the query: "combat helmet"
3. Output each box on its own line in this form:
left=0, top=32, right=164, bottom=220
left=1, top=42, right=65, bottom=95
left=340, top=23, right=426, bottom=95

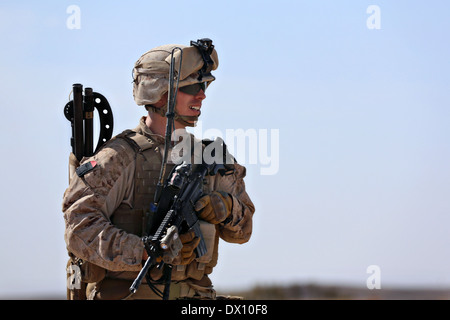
left=132, top=38, right=219, bottom=126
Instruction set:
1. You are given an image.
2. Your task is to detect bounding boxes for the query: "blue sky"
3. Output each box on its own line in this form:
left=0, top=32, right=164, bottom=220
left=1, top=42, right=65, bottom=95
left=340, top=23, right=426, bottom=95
left=0, top=0, right=449, bottom=297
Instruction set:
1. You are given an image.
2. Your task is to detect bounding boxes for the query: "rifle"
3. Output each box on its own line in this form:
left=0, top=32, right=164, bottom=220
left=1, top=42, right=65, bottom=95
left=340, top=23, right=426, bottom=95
left=64, top=83, right=114, bottom=163
left=129, top=160, right=231, bottom=298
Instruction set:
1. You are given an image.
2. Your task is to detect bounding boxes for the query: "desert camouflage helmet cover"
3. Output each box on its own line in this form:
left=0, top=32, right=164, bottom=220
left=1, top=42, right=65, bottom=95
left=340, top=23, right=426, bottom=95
left=132, top=41, right=219, bottom=106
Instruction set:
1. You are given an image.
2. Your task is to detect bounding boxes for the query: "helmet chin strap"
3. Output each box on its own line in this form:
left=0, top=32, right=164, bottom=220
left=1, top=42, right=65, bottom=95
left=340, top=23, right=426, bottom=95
left=174, top=114, right=199, bottom=127
left=146, top=104, right=199, bottom=127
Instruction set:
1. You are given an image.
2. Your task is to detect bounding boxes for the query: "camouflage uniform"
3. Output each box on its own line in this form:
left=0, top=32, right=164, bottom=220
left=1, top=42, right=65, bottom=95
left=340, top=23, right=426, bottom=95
left=63, top=117, right=255, bottom=299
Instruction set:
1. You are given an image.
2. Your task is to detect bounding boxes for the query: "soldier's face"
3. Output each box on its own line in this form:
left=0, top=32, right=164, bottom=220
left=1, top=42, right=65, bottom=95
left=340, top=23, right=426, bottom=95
left=175, top=88, right=206, bottom=119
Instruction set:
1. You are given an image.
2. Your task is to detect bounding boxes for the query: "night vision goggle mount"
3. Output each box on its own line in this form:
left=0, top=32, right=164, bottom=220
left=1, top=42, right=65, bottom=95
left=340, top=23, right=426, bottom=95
left=190, top=38, right=215, bottom=81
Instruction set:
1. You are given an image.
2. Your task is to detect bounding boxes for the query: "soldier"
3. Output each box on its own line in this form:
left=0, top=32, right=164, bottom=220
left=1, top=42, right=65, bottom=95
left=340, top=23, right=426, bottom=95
left=62, top=39, right=255, bottom=300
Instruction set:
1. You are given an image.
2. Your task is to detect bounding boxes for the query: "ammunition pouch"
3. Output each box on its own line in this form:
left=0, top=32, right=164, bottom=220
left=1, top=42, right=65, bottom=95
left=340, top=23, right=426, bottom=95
left=170, top=279, right=216, bottom=300
left=87, top=278, right=137, bottom=300
left=195, top=221, right=216, bottom=265
left=151, top=220, right=217, bottom=282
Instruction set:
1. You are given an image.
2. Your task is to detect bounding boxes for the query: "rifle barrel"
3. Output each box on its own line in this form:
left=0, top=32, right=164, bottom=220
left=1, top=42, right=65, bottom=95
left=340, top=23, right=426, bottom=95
left=129, top=255, right=154, bottom=294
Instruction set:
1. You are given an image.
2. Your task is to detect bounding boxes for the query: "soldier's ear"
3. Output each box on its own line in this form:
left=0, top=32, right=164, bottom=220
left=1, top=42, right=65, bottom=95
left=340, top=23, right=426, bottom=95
left=155, top=92, right=168, bottom=107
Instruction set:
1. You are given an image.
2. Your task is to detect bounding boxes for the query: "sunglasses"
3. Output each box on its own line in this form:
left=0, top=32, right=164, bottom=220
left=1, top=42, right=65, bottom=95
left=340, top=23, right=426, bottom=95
left=179, top=82, right=206, bottom=95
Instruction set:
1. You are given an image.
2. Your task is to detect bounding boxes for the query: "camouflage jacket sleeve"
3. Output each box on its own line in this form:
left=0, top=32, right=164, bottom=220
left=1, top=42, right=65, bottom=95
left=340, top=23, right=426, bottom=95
left=212, top=162, right=255, bottom=244
left=62, top=139, right=144, bottom=272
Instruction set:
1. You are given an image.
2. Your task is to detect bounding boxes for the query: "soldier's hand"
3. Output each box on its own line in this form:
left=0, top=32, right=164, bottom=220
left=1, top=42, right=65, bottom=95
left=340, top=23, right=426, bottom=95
left=171, top=230, right=201, bottom=265
left=142, top=249, right=148, bottom=261
left=195, top=191, right=233, bottom=224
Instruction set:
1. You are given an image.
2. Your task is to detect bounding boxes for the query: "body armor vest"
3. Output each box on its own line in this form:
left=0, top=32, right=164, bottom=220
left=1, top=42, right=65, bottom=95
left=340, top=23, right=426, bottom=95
left=110, top=130, right=168, bottom=237
left=111, top=130, right=218, bottom=282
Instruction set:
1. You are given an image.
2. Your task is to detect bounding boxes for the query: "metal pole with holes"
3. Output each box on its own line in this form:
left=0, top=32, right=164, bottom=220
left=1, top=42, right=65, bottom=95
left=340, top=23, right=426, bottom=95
left=64, top=84, right=114, bottom=162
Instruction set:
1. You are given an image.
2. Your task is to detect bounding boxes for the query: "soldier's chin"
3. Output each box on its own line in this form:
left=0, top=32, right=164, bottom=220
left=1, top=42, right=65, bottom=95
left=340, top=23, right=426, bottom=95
left=187, top=118, right=199, bottom=127
left=176, top=115, right=200, bottom=127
